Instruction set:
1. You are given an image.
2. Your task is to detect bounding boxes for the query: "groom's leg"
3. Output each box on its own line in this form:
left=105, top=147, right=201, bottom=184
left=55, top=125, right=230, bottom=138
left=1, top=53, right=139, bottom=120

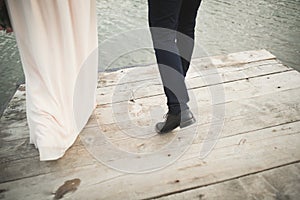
left=177, top=0, right=202, bottom=77
left=148, top=0, right=189, bottom=115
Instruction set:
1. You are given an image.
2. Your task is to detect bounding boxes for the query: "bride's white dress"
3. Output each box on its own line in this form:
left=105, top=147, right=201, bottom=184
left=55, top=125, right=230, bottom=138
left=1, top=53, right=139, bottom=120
left=7, top=0, right=98, bottom=160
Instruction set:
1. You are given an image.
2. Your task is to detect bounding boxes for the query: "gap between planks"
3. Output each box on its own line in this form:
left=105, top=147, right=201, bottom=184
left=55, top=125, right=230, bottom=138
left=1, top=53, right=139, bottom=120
left=148, top=162, right=300, bottom=200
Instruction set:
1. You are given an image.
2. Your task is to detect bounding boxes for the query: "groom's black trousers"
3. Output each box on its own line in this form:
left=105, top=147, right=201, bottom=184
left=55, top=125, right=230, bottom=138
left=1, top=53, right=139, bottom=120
left=148, top=0, right=202, bottom=115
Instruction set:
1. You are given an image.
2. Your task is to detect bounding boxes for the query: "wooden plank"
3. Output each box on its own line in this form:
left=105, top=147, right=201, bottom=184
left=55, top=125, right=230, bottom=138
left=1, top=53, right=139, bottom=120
left=0, top=63, right=294, bottom=143
left=0, top=55, right=289, bottom=142
left=0, top=163, right=125, bottom=200
left=195, top=49, right=276, bottom=67
left=0, top=50, right=283, bottom=138
left=152, top=163, right=300, bottom=200
left=73, top=121, right=300, bottom=200
left=0, top=88, right=28, bottom=145
left=0, top=135, right=86, bottom=164
left=97, top=61, right=290, bottom=105
left=90, top=88, right=300, bottom=154
left=98, top=49, right=277, bottom=88
left=0, top=121, right=299, bottom=200
left=0, top=126, right=29, bottom=142
left=98, top=58, right=283, bottom=91
left=1, top=86, right=299, bottom=181
left=0, top=88, right=27, bottom=128
left=0, top=53, right=290, bottom=150
left=94, top=70, right=300, bottom=125
left=1, top=75, right=299, bottom=179
left=0, top=115, right=97, bottom=164
left=0, top=50, right=298, bottom=200
left=188, top=59, right=286, bottom=79
left=0, top=138, right=39, bottom=163
left=0, top=138, right=96, bottom=183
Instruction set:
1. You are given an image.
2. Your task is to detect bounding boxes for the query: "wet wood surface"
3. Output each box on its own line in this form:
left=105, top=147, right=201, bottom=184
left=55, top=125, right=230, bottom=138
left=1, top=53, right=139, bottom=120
left=0, top=50, right=299, bottom=199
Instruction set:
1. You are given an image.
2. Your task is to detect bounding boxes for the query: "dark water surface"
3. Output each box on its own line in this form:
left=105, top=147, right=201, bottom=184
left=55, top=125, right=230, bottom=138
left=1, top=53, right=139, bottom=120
left=0, top=0, right=299, bottom=116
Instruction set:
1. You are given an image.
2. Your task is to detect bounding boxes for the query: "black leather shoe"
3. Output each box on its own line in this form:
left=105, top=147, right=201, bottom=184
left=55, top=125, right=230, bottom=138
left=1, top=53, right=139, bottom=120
left=155, top=109, right=196, bottom=134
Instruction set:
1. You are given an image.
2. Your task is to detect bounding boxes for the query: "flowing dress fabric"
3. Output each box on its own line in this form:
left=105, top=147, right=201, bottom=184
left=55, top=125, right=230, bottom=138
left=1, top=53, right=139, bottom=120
left=7, top=0, right=98, bottom=160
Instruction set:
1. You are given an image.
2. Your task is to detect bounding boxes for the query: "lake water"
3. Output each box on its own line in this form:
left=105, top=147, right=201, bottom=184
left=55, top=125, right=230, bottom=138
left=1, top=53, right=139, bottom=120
left=0, top=0, right=299, bottom=116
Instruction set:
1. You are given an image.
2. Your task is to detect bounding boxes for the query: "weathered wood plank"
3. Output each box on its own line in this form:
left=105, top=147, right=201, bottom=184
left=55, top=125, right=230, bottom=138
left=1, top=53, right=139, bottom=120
left=0, top=138, right=39, bottom=163
left=152, top=163, right=300, bottom=200
left=0, top=121, right=298, bottom=200
left=0, top=139, right=96, bottom=183
left=0, top=53, right=289, bottom=142
left=0, top=135, right=86, bottom=164
left=0, top=163, right=125, bottom=200
left=90, top=88, right=300, bottom=153
left=0, top=50, right=299, bottom=200
left=94, top=70, right=300, bottom=125
left=0, top=62, right=293, bottom=143
left=96, top=61, right=290, bottom=105
left=1, top=70, right=299, bottom=179
left=0, top=52, right=291, bottom=157
left=0, top=126, right=29, bottom=142
left=195, top=49, right=276, bottom=67
left=1, top=86, right=299, bottom=180
left=3, top=82, right=299, bottom=165
left=73, top=122, right=300, bottom=200
left=1, top=61, right=282, bottom=142
left=98, top=49, right=277, bottom=88
left=0, top=88, right=27, bottom=141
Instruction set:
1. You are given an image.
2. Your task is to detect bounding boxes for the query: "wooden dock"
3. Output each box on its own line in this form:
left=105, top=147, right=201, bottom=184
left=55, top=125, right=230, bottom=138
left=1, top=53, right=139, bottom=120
left=1, top=50, right=300, bottom=199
